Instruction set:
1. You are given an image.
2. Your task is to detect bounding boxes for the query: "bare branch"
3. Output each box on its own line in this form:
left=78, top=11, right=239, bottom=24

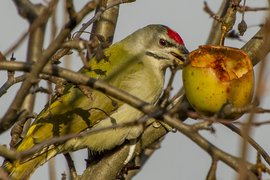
left=78, top=50, right=91, bottom=70
left=0, top=61, right=158, bottom=124
left=66, top=0, right=76, bottom=21
left=206, top=0, right=231, bottom=45
left=241, top=24, right=270, bottom=66
left=49, top=48, right=73, bottom=65
left=206, top=158, right=218, bottom=180
left=48, top=159, right=56, bottom=180
left=0, top=51, right=6, bottom=61
left=28, top=86, right=53, bottom=95
left=221, top=123, right=270, bottom=166
left=9, top=113, right=37, bottom=149
left=237, top=5, right=269, bottom=13
left=157, top=66, right=178, bottom=107
left=163, top=114, right=258, bottom=180
left=0, top=74, right=27, bottom=97
left=0, top=145, right=17, bottom=160
left=77, top=84, right=93, bottom=100
left=39, top=74, right=66, bottom=85
left=64, top=153, right=77, bottom=179
left=0, top=167, right=9, bottom=180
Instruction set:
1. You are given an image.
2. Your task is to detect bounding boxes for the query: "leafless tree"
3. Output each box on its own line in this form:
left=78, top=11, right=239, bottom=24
left=0, top=0, right=270, bottom=180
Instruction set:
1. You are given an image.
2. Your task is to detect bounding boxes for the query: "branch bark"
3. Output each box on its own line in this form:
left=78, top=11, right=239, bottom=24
left=241, top=25, right=270, bottom=66
left=89, top=0, right=120, bottom=44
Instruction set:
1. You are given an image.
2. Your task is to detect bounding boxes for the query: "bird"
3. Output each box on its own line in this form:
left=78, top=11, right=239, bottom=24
left=3, top=24, right=189, bottom=179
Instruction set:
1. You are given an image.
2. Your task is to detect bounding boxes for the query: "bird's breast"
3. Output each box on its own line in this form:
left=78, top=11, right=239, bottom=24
left=119, top=67, right=165, bottom=104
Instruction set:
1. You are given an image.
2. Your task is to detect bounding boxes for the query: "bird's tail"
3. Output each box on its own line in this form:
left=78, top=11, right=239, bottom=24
left=3, top=148, right=57, bottom=180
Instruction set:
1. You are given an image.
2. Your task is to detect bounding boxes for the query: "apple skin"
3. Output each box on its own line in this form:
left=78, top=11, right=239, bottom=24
left=182, top=46, right=254, bottom=119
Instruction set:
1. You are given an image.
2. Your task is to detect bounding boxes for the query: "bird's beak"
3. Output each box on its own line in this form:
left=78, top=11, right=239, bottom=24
left=170, top=51, right=187, bottom=63
left=170, top=45, right=189, bottom=64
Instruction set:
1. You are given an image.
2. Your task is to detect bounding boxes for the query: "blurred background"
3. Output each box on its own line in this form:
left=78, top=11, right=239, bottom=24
left=0, top=0, right=269, bottom=179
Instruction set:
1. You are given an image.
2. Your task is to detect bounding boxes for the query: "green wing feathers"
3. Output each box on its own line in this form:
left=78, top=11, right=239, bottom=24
left=16, top=43, right=143, bottom=151
left=5, top=42, right=154, bottom=180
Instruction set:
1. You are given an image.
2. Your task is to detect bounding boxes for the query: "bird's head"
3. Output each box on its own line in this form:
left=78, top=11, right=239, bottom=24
left=124, top=24, right=189, bottom=71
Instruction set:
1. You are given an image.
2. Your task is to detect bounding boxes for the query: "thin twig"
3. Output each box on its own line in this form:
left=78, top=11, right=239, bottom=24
left=185, top=111, right=270, bottom=166
left=222, top=123, right=270, bottom=166
left=4, top=1, right=55, bottom=56
left=64, top=153, right=77, bottom=179
left=49, top=48, right=73, bottom=65
left=0, top=74, right=27, bottom=97
left=156, top=66, right=177, bottom=107
left=28, top=86, right=53, bottom=95
left=205, top=0, right=231, bottom=45
left=237, top=5, right=269, bottom=13
left=78, top=50, right=91, bottom=70
left=9, top=113, right=37, bottom=149
left=74, top=0, right=135, bottom=39
left=163, top=114, right=258, bottom=180
left=77, top=84, right=93, bottom=100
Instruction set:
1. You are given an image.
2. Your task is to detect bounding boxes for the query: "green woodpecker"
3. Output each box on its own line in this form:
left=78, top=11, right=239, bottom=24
left=4, top=24, right=188, bottom=179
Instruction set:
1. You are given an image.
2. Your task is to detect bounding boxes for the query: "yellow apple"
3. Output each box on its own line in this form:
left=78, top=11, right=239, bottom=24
left=182, top=45, right=254, bottom=119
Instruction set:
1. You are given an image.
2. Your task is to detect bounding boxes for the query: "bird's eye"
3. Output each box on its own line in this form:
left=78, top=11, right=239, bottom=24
left=159, top=39, right=167, bottom=46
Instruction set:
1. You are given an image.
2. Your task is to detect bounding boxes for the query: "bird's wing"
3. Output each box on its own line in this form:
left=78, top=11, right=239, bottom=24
left=16, top=43, right=144, bottom=153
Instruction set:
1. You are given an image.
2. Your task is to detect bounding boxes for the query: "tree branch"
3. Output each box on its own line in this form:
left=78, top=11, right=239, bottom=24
left=205, top=0, right=231, bottom=45
left=241, top=24, right=270, bottom=66
left=0, top=61, right=158, bottom=121
left=64, top=153, right=77, bottom=180
left=163, top=114, right=259, bottom=180
left=75, top=0, right=135, bottom=40
left=0, top=74, right=27, bottom=97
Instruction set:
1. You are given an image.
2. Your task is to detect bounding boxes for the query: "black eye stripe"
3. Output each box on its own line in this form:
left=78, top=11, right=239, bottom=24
left=146, top=51, right=169, bottom=60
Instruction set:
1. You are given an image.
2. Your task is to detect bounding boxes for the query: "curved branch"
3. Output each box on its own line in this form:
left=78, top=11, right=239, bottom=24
left=163, top=114, right=259, bottom=180
left=0, top=61, right=158, bottom=121
left=222, top=123, right=270, bottom=165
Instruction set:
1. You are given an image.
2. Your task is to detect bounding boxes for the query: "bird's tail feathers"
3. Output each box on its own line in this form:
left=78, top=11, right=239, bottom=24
left=4, top=148, right=58, bottom=180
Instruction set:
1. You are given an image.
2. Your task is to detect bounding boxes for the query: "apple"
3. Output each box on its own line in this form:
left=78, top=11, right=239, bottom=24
left=182, top=46, right=254, bottom=119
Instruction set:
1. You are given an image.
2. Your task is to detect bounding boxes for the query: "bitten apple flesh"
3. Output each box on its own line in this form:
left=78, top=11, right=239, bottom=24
left=182, top=46, right=254, bottom=119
